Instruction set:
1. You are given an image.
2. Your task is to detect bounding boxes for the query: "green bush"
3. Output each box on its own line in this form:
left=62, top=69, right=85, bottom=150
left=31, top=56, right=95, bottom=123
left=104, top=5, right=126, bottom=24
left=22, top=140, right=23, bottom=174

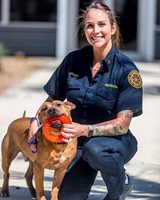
left=0, top=43, right=9, bottom=71
left=0, top=43, right=9, bottom=56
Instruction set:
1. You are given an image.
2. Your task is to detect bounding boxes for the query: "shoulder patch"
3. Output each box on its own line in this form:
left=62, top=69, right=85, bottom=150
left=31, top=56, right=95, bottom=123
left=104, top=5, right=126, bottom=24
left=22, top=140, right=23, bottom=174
left=128, top=70, right=142, bottom=88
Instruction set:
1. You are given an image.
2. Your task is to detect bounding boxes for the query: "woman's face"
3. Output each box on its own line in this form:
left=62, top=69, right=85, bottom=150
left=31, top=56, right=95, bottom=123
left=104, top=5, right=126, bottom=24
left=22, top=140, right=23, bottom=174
left=84, top=8, right=116, bottom=49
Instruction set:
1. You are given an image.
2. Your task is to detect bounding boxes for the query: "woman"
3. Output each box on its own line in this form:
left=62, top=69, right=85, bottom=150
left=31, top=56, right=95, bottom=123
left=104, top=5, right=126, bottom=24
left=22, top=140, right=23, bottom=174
left=29, top=1, right=143, bottom=200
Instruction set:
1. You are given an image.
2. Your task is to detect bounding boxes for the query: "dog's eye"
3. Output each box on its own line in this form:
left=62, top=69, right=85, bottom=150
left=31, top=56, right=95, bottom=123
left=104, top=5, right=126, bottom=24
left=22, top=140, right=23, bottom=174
left=56, top=103, right=62, bottom=107
left=41, top=106, right=47, bottom=111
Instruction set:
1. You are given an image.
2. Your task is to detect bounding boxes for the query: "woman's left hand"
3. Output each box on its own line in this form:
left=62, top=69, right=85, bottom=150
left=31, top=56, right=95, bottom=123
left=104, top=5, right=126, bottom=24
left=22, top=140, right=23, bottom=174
left=61, top=122, right=88, bottom=143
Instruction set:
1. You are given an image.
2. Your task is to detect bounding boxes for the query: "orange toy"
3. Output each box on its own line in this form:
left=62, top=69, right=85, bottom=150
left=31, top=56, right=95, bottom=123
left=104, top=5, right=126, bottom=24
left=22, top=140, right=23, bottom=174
left=42, top=115, right=71, bottom=143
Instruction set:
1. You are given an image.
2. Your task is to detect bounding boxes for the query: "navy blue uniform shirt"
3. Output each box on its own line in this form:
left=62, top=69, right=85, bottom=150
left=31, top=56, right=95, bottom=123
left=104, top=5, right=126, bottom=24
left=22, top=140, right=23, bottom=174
left=44, top=45, right=143, bottom=125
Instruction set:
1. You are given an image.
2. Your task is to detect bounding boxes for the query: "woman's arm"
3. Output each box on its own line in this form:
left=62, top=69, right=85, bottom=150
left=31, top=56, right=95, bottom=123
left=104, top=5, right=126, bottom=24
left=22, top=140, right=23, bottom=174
left=92, top=110, right=133, bottom=136
left=61, top=110, right=133, bottom=142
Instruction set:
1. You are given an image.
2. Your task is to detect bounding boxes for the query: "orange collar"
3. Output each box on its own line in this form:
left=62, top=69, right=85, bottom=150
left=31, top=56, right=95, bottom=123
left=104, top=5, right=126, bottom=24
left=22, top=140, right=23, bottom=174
left=42, top=115, right=71, bottom=143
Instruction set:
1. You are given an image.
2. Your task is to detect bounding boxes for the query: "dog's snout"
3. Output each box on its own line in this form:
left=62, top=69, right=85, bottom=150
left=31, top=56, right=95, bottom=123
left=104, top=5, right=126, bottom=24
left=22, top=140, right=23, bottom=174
left=48, top=108, right=57, bottom=115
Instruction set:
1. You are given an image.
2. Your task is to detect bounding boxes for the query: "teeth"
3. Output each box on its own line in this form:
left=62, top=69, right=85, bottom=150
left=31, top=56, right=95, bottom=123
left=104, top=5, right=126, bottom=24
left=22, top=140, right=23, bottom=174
left=92, top=36, right=102, bottom=40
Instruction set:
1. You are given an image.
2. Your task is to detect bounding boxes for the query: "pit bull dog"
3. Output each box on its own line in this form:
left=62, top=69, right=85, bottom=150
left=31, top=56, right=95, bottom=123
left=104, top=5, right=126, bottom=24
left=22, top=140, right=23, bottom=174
left=0, top=100, right=77, bottom=200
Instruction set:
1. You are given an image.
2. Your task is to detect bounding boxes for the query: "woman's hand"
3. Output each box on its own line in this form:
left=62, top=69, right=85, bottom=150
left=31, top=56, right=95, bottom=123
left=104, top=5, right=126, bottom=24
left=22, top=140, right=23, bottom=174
left=28, top=119, right=39, bottom=141
left=61, top=122, right=88, bottom=143
left=28, top=119, right=40, bottom=154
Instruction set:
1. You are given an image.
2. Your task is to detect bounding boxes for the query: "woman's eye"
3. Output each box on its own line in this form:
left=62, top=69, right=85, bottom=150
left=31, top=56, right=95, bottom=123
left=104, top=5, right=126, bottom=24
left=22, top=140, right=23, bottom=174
left=86, top=24, right=93, bottom=29
left=99, top=23, right=105, bottom=27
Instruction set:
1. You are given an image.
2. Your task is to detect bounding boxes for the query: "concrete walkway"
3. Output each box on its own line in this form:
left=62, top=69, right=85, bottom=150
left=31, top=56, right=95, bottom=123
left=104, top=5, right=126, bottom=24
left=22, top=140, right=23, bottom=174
left=0, top=59, right=160, bottom=200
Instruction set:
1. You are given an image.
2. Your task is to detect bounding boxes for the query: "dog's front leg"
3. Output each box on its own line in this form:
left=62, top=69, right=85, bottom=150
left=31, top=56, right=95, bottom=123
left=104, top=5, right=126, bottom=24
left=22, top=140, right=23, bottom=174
left=51, top=167, right=67, bottom=200
left=34, top=161, right=46, bottom=200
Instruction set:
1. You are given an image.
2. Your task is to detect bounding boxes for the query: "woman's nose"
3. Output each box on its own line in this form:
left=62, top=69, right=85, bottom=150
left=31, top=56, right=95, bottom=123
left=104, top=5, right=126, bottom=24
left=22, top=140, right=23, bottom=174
left=93, top=24, right=100, bottom=33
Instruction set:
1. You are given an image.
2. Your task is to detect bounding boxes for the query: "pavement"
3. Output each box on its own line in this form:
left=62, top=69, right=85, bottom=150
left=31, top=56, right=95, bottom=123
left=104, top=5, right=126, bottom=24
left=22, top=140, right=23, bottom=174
left=0, top=59, right=160, bottom=200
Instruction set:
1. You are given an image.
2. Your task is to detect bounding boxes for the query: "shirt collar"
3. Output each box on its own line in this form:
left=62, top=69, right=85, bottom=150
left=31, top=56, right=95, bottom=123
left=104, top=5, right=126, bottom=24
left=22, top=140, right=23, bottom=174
left=103, top=45, right=117, bottom=71
left=87, top=45, right=117, bottom=73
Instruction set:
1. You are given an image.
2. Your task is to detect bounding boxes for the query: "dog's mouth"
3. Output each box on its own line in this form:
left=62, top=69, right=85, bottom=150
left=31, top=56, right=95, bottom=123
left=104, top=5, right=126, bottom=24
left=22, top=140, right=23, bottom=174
left=42, top=114, right=71, bottom=143
left=50, top=120, right=63, bottom=130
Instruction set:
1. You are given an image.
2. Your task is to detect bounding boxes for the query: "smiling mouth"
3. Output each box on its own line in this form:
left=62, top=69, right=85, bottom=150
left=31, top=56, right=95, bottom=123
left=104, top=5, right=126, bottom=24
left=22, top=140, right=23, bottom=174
left=91, top=36, right=103, bottom=41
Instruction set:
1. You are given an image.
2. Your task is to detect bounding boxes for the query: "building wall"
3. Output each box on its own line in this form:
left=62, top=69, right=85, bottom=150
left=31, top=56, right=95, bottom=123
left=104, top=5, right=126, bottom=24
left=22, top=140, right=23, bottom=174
left=0, top=0, right=57, bottom=56
left=155, top=0, right=160, bottom=59
left=155, top=29, right=160, bottom=59
left=0, top=24, right=56, bottom=56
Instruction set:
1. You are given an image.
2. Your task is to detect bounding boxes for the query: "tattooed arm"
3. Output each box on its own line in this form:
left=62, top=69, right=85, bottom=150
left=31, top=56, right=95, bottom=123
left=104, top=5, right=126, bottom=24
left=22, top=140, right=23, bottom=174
left=92, top=110, right=133, bottom=136
left=61, top=110, right=133, bottom=140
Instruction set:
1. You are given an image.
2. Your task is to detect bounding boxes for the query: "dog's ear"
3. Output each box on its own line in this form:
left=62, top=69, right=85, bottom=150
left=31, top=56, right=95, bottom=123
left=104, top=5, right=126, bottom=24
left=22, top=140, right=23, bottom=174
left=37, top=102, right=48, bottom=123
left=63, top=101, right=76, bottom=111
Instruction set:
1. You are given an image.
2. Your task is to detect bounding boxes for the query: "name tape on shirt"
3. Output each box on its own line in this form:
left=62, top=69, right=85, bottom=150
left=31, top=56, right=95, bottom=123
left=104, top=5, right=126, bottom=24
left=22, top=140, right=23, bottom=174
left=128, top=70, right=142, bottom=88
left=69, top=72, right=79, bottom=78
left=104, top=84, right=118, bottom=89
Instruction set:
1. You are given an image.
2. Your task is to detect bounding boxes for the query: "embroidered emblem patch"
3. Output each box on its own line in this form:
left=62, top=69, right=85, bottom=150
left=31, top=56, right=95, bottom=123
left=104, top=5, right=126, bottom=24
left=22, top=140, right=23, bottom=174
left=128, top=70, right=142, bottom=88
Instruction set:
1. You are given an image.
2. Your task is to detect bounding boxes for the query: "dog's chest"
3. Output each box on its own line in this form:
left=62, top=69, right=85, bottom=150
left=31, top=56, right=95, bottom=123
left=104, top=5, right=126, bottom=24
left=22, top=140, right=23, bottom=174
left=45, top=152, right=68, bottom=169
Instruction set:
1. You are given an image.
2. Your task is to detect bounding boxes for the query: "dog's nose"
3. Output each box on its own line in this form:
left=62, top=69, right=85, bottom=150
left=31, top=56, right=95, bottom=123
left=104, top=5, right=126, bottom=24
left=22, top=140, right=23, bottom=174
left=48, top=108, right=57, bottom=115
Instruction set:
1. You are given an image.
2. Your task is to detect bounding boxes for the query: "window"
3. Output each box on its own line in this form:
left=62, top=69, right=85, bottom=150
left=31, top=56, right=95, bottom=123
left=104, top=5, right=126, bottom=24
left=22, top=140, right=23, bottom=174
left=0, top=0, right=1, bottom=20
left=78, top=0, right=94, bottom=47
left=156, top=0, right=160, bottom=25
left=114, top=0, right=138, bottom=50
left=10, top=0, right=57, bottom=22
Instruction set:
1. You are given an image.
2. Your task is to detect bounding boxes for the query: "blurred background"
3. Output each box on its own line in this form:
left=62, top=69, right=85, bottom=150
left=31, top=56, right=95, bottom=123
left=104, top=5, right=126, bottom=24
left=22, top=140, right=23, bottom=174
left=0, top=0, right=160, bottom=61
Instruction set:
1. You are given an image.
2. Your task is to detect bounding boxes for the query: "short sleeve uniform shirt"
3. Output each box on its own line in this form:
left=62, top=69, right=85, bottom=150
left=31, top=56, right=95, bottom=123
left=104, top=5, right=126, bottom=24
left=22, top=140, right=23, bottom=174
left=44, top=45, right=143, bottom=125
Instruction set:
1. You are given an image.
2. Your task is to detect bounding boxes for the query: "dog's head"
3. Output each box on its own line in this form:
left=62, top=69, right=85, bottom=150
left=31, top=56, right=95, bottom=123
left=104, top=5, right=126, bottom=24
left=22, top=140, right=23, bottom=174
left=38, top=100, right=75, bottom=124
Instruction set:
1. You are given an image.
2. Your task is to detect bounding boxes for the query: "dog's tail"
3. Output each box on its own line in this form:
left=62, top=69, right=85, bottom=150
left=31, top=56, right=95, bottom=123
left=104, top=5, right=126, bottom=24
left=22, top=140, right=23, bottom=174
left=22, top=110, right=26, bottom=118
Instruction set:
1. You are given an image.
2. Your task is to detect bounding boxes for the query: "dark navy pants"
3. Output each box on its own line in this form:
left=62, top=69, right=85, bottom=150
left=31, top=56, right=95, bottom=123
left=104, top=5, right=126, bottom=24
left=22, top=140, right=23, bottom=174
left=58, top=131, right=137, bottom=200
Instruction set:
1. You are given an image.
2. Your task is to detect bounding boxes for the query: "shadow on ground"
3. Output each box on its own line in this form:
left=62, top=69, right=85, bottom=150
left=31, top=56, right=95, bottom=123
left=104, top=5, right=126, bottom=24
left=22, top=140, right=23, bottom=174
left=131, top=177, right=160, bottom=199
left=0, top=166, right=160, bottom=200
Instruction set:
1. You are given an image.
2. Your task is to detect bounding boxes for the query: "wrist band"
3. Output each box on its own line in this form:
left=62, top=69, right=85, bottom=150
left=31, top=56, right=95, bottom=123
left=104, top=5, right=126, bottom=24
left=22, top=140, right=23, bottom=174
left=87, top=125, right=94, bottom=137
left=30, top=117, right=40, bottom=126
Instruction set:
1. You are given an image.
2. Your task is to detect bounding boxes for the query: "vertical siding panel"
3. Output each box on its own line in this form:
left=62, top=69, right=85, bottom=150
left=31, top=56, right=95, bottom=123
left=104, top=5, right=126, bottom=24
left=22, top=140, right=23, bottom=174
left=0, top=26, right=56, bottom=56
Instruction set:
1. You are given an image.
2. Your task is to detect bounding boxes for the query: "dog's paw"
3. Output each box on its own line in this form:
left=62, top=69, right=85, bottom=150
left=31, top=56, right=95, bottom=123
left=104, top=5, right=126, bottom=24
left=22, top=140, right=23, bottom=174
left=0, top=188, right=10, bottom=197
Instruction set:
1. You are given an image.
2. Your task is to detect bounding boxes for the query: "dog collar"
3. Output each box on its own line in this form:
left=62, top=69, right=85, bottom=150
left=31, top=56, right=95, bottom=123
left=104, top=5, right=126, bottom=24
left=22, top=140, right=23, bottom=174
left=42, top=115, right=71, bottom=143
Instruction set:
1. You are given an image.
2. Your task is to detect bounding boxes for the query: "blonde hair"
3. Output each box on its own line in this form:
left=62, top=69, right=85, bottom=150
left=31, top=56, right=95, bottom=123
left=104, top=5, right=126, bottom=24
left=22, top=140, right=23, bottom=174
left=78, top=1, right=121, bottom=49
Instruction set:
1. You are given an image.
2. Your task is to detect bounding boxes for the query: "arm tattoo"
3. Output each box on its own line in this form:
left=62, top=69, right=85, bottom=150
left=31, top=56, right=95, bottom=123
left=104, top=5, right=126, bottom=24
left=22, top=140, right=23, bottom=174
left=92, top=110, right=133, bottom=136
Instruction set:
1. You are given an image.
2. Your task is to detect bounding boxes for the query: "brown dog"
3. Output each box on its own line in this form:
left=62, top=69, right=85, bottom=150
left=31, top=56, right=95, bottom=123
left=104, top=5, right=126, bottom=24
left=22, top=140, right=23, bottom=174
left=0, top=100, right=77, bottom=200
